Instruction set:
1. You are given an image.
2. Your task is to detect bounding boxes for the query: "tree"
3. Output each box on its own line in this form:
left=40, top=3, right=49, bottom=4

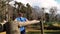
left=26, top=3, right=33, bottom=20
left=49, top=7, right=57, bottom=22
left=45, top=13, right=49, bottom=22
left=0, top=0, right=7, bottom=22
left=0, top=1, right=41, bottom=34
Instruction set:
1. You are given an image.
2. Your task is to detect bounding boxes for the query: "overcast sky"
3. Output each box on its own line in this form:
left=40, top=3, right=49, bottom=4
left=13, top=0, right=60, bottom=8
left=9, top=0, right=60, bottom=14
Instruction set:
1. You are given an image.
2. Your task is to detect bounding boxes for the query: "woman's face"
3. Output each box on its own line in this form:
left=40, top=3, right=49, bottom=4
left=18, top=13, right=23, bottom=17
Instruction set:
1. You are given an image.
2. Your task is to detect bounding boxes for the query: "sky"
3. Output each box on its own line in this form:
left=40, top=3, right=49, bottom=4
left=9, top=0, right=60, bottom=14
left=13, top=0, right=60, bottom=8
left=55, top=0, right=60, bottom=4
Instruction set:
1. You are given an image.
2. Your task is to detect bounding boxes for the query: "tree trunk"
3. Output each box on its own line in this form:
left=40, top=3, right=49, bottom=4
left=6, top=21, right=20, bottom=34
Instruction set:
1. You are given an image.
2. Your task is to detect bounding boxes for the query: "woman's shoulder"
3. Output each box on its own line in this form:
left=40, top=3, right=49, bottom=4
left=15, top=17, right=20, bottom=19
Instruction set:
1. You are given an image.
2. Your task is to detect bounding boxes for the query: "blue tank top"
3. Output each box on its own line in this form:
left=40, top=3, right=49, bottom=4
left=16, top=17, right=26, bottom=31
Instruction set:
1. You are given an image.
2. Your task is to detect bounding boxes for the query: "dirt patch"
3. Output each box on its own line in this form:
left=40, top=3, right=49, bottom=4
left=0, top=32, right=6, bottom=34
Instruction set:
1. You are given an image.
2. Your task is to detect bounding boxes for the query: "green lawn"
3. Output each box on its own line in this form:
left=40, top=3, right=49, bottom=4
left=26, top=30, right=60, bottom=34
left=27, top=32, right=60, bottom=34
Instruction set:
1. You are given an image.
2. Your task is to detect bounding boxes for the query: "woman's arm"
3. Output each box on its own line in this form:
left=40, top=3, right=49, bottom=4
left=18, top=20, right=40, bottom=27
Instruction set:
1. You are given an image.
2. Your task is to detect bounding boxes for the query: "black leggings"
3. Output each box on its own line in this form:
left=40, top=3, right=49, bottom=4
left=21, top=30, right=26, bottom=34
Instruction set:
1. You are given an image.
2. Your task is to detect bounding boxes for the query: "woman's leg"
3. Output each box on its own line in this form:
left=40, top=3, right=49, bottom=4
left=21, top=30, right=26, bottom=34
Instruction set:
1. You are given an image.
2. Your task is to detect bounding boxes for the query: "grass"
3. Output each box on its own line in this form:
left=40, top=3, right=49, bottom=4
left=26, top=30, right=60, bottom=34
left=0, top=30, right=60, bottom=34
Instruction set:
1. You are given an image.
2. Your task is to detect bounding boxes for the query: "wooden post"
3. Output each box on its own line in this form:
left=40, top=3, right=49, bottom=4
left=40, top=8, right=45, bottom=34
left=40, top=21, right=44, bottom=34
